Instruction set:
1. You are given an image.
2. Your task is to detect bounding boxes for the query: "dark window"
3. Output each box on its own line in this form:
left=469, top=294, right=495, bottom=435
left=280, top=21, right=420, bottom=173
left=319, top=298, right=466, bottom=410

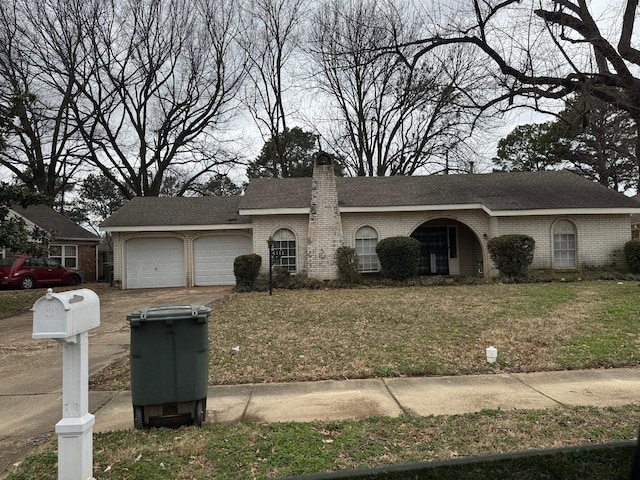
left=0, top=257, right=18, bottom=266
left=448, top=227, right=457, bottom=259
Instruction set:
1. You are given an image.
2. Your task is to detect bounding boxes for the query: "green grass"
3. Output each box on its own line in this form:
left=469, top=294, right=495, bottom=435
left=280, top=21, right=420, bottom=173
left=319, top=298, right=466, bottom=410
left=558, top=288, right=640, bottom=368
left=0, top=283, right=111, bottom=319
left=8, top=405, right=640, bottom=479
left=7, top=281, right=640, bottom=479
left=206, top=281, right=640, bottom=384
left=0, top=290, right=43, bottom=319
left=85, top=280, right=640, bottom=390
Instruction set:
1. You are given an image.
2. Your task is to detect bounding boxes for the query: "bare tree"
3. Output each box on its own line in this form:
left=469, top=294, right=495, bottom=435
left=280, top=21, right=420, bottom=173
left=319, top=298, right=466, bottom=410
left=71, top=0, right=249, bottom=198
left=241, top=0, right=308, bottom=177
left=308, top=0, right=488, bottom=176
left=0, top=0, right=89, bottom=203
left=409, top=0, right=640, bottom=185
left=0, top=0, right=248, bottom=201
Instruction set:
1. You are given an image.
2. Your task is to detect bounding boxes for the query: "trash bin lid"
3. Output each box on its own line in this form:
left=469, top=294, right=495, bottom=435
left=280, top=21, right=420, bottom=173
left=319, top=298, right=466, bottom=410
left=128, top=304, right=211, bottom=326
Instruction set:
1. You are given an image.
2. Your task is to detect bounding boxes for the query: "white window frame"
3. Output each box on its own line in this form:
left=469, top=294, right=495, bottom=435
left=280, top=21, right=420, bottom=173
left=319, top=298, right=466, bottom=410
left=272, top=229, right=297, bottom=273
left=355, top=226, right=380, bottom=273
left=553, top=220, right=577, bottom=268
left=50, top=244, right=79, bottom=269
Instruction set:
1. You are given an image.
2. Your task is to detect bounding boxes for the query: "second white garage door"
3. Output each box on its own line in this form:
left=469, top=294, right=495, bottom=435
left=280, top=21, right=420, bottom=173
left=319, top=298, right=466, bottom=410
left=126, top=237, right=185, bottom=289
left=193, top=235, right=252, bottom=286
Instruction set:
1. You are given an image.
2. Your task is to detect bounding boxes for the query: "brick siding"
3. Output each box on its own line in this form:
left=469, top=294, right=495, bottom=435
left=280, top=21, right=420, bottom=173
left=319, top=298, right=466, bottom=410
left=77, top=244, right=97, bottom=281
left=112, top=174, right=634, bottom=286
left=307, top=161, right=344, bottom=280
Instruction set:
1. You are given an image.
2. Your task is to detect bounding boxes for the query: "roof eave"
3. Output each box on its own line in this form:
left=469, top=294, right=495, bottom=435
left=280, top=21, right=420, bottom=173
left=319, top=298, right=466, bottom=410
left=340, top=204, right=486, bottom=213
left=488, top=207, right=640, bottom=216
left=341, top=204, right=640, bottom=216
left=238, top=208, right=309, bottom=216
left=100, top=223, right=253, bottom=233
left=51, top=237, right=101, bottom=243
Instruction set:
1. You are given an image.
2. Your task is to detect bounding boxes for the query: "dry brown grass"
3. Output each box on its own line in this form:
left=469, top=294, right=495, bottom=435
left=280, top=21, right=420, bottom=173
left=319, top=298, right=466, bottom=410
left=90, top=280, right=640, bottom=390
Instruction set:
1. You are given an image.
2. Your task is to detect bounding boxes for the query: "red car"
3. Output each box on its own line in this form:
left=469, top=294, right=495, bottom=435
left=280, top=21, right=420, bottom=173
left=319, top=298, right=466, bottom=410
left=0, top=256, right=82, bottom=290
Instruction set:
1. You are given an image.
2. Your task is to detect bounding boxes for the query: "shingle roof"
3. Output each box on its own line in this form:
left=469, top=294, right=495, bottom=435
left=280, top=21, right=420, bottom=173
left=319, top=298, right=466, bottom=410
left=240, top=178, right=311, bottom=210
left=239, top=171, right=640, bottom=211
left=12, top=204, right=100, bottom=241
left=102, top=171, right=640, bottom=229
left=100, top=196, right=250, bottom=228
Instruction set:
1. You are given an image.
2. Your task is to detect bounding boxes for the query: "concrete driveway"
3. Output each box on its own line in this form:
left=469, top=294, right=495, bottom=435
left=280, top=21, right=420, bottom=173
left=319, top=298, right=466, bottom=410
left=0, top=284, right=232, bottom=477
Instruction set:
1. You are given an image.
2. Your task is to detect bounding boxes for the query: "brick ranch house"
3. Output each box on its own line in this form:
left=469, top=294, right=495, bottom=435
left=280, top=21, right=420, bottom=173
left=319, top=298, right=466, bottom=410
left=3, top=204, right=101, bottom=281
left=101, top=154, right=640, bottom=289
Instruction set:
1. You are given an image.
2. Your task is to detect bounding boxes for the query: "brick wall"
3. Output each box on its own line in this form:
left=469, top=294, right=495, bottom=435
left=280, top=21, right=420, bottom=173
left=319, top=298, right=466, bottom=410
left=307, top=160, right=343, bottom=280
left=77, top=243, right=97, bottom=281
left=112, top=233, right=123, bottom=286
left=494, top=214, right=632, bottom=271
left=341, top=210, right=490, bottom=243
left=253, top=216, right=310, bottom=275
left=341, top=210, right=491, bottom=276
left=110, top=198, right=634, bottom=286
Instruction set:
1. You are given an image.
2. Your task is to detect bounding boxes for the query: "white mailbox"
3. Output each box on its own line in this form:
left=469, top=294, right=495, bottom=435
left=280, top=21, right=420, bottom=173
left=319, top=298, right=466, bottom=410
left=33, top=288, right=100, bottom=339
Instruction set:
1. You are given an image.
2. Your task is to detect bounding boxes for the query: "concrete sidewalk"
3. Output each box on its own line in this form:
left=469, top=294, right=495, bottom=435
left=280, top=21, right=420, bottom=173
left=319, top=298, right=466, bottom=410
left=93, top=368, right=640, bottom=432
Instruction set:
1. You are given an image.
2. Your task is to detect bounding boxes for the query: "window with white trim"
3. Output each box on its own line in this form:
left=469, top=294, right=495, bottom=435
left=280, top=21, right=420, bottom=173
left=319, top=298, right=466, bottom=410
left=272, top=229, right=296, bottom=272
left=553, top=220, right=576, bottom=268
left=50, top=244, right=78, bottom=269
left=355, top=226, right=379, bottom=272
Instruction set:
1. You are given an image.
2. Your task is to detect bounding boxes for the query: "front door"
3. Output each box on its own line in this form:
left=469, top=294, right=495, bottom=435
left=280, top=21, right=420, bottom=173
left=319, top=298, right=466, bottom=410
left=412, top=226, right=450, bottom=275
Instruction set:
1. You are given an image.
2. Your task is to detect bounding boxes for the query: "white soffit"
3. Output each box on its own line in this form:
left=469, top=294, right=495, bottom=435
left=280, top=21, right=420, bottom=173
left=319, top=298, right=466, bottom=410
left=341, top=205, right=640, bottom=216
left=100, top=223, right=253, bottom=233
left=238, top=208, right=310, bottom=216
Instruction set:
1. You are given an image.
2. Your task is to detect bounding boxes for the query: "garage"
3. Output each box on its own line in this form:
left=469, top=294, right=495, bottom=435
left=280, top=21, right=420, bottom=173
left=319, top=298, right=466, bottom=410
left=126, top=237, right=185, bottom=289
left=193, top=235, right=252, bottom=286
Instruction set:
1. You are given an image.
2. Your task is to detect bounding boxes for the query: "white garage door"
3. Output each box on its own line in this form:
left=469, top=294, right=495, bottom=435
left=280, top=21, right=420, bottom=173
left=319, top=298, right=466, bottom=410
left=194, top=235, right=252, bottom=286
left=126, top=237, right=185, bottom=289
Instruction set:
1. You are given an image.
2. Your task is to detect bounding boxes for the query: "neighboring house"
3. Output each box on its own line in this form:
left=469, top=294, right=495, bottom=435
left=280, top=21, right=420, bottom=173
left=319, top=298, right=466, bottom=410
left=632, top=194, right=640, bottom=239
left=101, top=154, right=640, bottom=289
left=4, top=204, right=101, bottom=282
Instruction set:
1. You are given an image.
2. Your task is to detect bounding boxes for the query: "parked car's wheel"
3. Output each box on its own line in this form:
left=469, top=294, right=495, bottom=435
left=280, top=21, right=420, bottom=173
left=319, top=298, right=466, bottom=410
left=68, top=274, right=81, bottom=286
left=20, top=276, right=35, bottom=290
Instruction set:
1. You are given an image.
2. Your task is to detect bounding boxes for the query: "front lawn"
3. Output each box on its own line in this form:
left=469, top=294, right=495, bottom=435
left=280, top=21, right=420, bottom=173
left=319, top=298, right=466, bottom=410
left=208, top=281, right=640, bottom=384
left=90, top=280, right=640, bottom=390
left=10, top=281, right=640, bottom=479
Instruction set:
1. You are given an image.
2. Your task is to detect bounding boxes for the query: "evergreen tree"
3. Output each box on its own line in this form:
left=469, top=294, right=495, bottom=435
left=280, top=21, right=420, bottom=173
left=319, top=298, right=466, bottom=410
left=493, top=96, right=638, bottom=193
left=247, top=127, right=320, bottom=178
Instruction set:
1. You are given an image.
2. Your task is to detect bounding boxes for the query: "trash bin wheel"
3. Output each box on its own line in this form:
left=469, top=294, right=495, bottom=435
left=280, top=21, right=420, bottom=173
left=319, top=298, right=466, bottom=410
left=134, top=405, right=145, bottom=430
left=194, top=399, right=205, bottom=427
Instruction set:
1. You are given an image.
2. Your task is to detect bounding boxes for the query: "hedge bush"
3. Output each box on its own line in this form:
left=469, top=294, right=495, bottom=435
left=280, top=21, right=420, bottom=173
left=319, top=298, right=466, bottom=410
left=624, top=240, right=640, bottom=274
left=335, top=246, right=361, bottom=284
left=375, top=236, right=421, bottom=280
left=233, top=254, right=262, bottom=291
left=487, top=234, right=535, bottom=279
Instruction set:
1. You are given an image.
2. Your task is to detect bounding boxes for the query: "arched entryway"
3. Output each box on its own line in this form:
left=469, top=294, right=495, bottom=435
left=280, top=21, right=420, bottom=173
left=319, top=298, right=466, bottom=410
left=411, top=219, right=484, bottom=276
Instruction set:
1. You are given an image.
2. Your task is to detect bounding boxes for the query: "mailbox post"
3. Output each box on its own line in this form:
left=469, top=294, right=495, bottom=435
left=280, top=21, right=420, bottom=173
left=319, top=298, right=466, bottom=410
left=267, top=236, right=287, bottom=296
left=33, top=288, right=100, bottom=480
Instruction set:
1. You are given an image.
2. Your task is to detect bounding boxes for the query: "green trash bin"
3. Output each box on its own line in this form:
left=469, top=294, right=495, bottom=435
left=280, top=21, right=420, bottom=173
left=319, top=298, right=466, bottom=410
left=128, top=304, right=211, bottom=429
